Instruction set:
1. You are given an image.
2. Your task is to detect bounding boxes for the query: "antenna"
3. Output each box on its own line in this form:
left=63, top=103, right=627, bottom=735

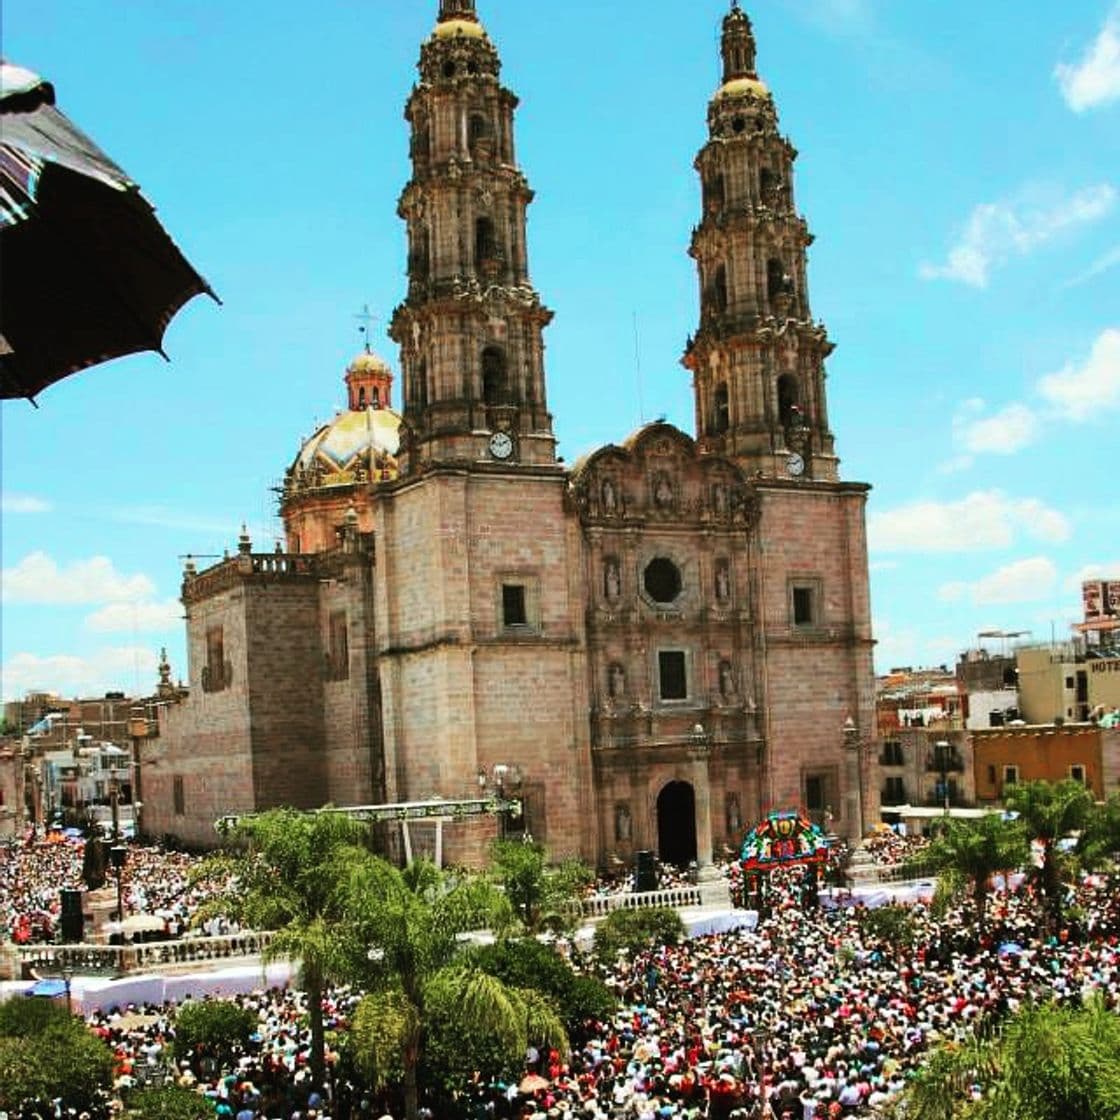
left=353, top=303, right=379, bottom=353
left=632, top=311, right=645, bottom=425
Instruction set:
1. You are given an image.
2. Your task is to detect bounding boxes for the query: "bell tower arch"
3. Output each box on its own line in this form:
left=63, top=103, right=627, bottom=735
left=389, top=0, right=556, bottom=469
left=683, top=2, right=838, bottom=481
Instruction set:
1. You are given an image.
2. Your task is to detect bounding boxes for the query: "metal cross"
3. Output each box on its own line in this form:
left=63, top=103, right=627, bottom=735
left=353, top=304, right=379, bottom=352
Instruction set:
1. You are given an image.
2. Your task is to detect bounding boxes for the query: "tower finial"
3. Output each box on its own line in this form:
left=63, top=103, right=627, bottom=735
left=439, top=0, right=478, bottom=22
left=721, top=2, right=757, bottom=83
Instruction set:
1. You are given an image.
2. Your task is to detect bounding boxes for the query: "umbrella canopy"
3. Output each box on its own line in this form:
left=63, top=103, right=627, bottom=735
left=120, top=913, right=165, bottom=934
left=0, top=63, right=216, bottom=401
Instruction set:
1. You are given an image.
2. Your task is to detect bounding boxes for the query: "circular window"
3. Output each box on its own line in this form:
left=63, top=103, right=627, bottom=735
left=644, top=557, right=682, bottom=604
left=442, top=61, right=456, bottom=79
left=732, top=116, right=746, bottom=133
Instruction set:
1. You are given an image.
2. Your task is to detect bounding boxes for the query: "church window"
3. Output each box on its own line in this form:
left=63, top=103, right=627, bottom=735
left=502, top=584, right=527, bottom=628
left=357, top=387, right=366, bottom=408
left=475, top=216, right=498, bottom=264
left=482, top=346, right=507, bottom=404
left=644, top=557, right=682, bottom=605
left=202, top=626, right=227, bottom=693
left=711, top=264, right=728, bottom=314
left=442, top=61, right=456, bottom=79
left=768, top=258, right=791, bottom=303
left=173, top=776, right=185, bottom=816
left=658, top=650, right=688, bottom=701
left=777, top=373, right=801, bottom=429
left=704, top=173, right=725, bottom=214
left=790, top=581, right=819, bottom=627
left=732, top=116, right=746, bottom=133
left=759, top=167, right=775, bottom=201
left=712, top=382, right=730, bottom=434
left=468, top=112, right=490, bottom=145
left=371, top=387, right=381, bottom=408
left=326, top=611, right=349, bottom=681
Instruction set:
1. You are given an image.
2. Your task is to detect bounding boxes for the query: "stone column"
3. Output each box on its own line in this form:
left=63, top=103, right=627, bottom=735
left=843, top=718, right=863, bottom=842
left=691, top=736, right=732, bottom=907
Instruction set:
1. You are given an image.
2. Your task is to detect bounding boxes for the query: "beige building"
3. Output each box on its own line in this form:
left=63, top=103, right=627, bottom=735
left=143, top=1, right=877, bottom=866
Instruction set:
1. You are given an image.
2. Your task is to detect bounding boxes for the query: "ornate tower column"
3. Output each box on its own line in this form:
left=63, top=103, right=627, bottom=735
left=389, top=0, right=557, bottom=469
left=683, top=2, right=838, bottom=481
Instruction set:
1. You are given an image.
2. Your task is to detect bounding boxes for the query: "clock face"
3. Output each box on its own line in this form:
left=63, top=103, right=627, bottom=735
left=489, top=431, right=514, bottom=460
left=786, top=452, right=805, bottom=477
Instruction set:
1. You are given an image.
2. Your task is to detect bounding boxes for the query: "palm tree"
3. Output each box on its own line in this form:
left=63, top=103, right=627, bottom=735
left=916, top=814, right=1027, bottom=934
left=892, top=996, right=1120, bottom=1120
left=1004, top=779, right=1094, bottom=928
left=192, top=807, right=370, bottom=1091
left=1075, top=791, right=1120, bottom=872
left=336, top=855, right=568, bottom=1120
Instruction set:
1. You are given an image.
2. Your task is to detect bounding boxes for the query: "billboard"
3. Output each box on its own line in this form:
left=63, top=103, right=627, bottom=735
left=1084, top=580, right=1104, bottom=619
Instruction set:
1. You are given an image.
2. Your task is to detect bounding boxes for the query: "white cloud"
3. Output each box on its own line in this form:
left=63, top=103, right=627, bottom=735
left=1036, top=327, right=1120, bottom=421
left=84, top=599, right=182, bottom=633
left=1055, top=4, right=1120, bottom=112
left=920, top=185, right=1117, bottom=288
left=953, top=400, right=1039, bottom=455
left=1, top=492, right=52, bottom=514
left=869, top=491, right=1070, bottom=553
left=0, top=646, right=160, bottom=703
left=1, top=552, right=156, bottom=605
left=872, top=618, right=960, bottom=673
left=1063, top=244, right=1120, bottom=289
left=939, top=557, right=1059, bottom=606
left=1064, top=560, right=1120, bottom=591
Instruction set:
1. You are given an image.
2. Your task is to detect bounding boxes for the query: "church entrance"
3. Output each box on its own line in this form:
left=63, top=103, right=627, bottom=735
left=656, top=781, right=697, bottom=867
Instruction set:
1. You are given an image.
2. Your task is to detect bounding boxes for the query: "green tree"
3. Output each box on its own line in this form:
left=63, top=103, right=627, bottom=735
left=193, top=807, right=371, bottom=1090
left=1005, top=778, right=1095, bottom=928
left=593, top=906, right=686, bottom=961
left=489, top=838, right=592, bottom=933
left=1076, top=792, right=1120, bottom=871
left=915, top=814, right=1027, bottom=934
left=893, top=996, right=1120, bottom=1120
left=172, top=998, right=256, bottom=1065
left=336, top=856, right=568, bottom=1120
left=470, top=937, right=615, bottom=1033
left=123, top=1084, right=218, bottom=1119
left=0, top=1002, right=114, bottom=1116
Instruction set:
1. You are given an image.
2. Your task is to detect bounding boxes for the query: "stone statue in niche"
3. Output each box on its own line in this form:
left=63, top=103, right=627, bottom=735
left=712, top=483, right=728, bottom=517
left=601, top=478, right=617, bottom=515
left=608, top=662, right=626, bottom=700
left=653, top=472, right=674, bottom=510
left=615, top=803, right=632, bottom=842
left=726, top=792, right=742, bottom=836
left=715, top=562, right=731, bottom=603
left=719, top=660, right=736, bottom=701
left=604, top=559, right=621, bottom=602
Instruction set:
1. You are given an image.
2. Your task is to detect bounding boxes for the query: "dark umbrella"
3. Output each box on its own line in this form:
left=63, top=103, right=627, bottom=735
left=0, top=63, right=217, bottom=402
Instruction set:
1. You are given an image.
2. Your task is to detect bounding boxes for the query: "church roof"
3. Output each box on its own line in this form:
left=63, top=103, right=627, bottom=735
left=290, top=405, right=402, bottom=491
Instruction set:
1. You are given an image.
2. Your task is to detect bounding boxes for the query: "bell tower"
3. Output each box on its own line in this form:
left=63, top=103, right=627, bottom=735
left=389, top=0, right=557, bottom=469
left=683, top=2, right=838, bottom=481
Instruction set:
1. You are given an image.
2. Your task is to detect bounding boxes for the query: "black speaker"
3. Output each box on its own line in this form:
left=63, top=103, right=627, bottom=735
left=634, top=849, right=658, bottom=893
left=60, top=888, right=85, bottom=943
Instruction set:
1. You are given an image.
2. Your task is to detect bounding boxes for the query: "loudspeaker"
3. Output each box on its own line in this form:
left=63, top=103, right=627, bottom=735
left=60, top=888, right=85, bottom=943
left=634, top=849, right=658, bottom=893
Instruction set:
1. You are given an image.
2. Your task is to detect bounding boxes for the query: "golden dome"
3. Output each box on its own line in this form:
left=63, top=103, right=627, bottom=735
left=291, top=407, right=403, bottom=490
left=433, top=19, right=485, bottom=40
left=715, top=76, right=771, bottom=101
left=347, top=351, right=391, bottom=375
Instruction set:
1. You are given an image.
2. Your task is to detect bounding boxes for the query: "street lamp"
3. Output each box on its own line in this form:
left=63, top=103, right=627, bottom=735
left=109, top=843, right=127, bottom=924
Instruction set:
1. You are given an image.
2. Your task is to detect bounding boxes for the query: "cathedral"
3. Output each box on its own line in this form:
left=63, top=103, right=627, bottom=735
left=142, top=0, right=878, bottom=866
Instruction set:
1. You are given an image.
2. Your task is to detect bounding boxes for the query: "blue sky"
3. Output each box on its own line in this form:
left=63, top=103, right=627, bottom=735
left=2, top=0, right=1118, bottom=702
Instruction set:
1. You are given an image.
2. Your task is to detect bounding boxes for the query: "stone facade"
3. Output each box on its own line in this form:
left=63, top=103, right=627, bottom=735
left=146, top=1, right=877, bottom=865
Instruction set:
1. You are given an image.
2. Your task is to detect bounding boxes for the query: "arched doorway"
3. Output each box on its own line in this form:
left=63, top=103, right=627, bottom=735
left=656, top=781, right=697, bottom=867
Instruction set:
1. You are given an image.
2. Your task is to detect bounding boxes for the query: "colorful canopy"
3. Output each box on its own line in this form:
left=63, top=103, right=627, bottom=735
left=740, top=809, right=829, bottom=871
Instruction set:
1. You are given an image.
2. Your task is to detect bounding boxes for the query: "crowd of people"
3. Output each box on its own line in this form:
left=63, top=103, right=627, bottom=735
left=5, top=864, right=1108, bottom=1119
left=0, top=831, right=230, bottom=944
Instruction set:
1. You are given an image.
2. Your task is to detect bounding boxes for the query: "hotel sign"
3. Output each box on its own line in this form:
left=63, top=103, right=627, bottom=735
left=1090, top=660, right=1120, bottom=674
